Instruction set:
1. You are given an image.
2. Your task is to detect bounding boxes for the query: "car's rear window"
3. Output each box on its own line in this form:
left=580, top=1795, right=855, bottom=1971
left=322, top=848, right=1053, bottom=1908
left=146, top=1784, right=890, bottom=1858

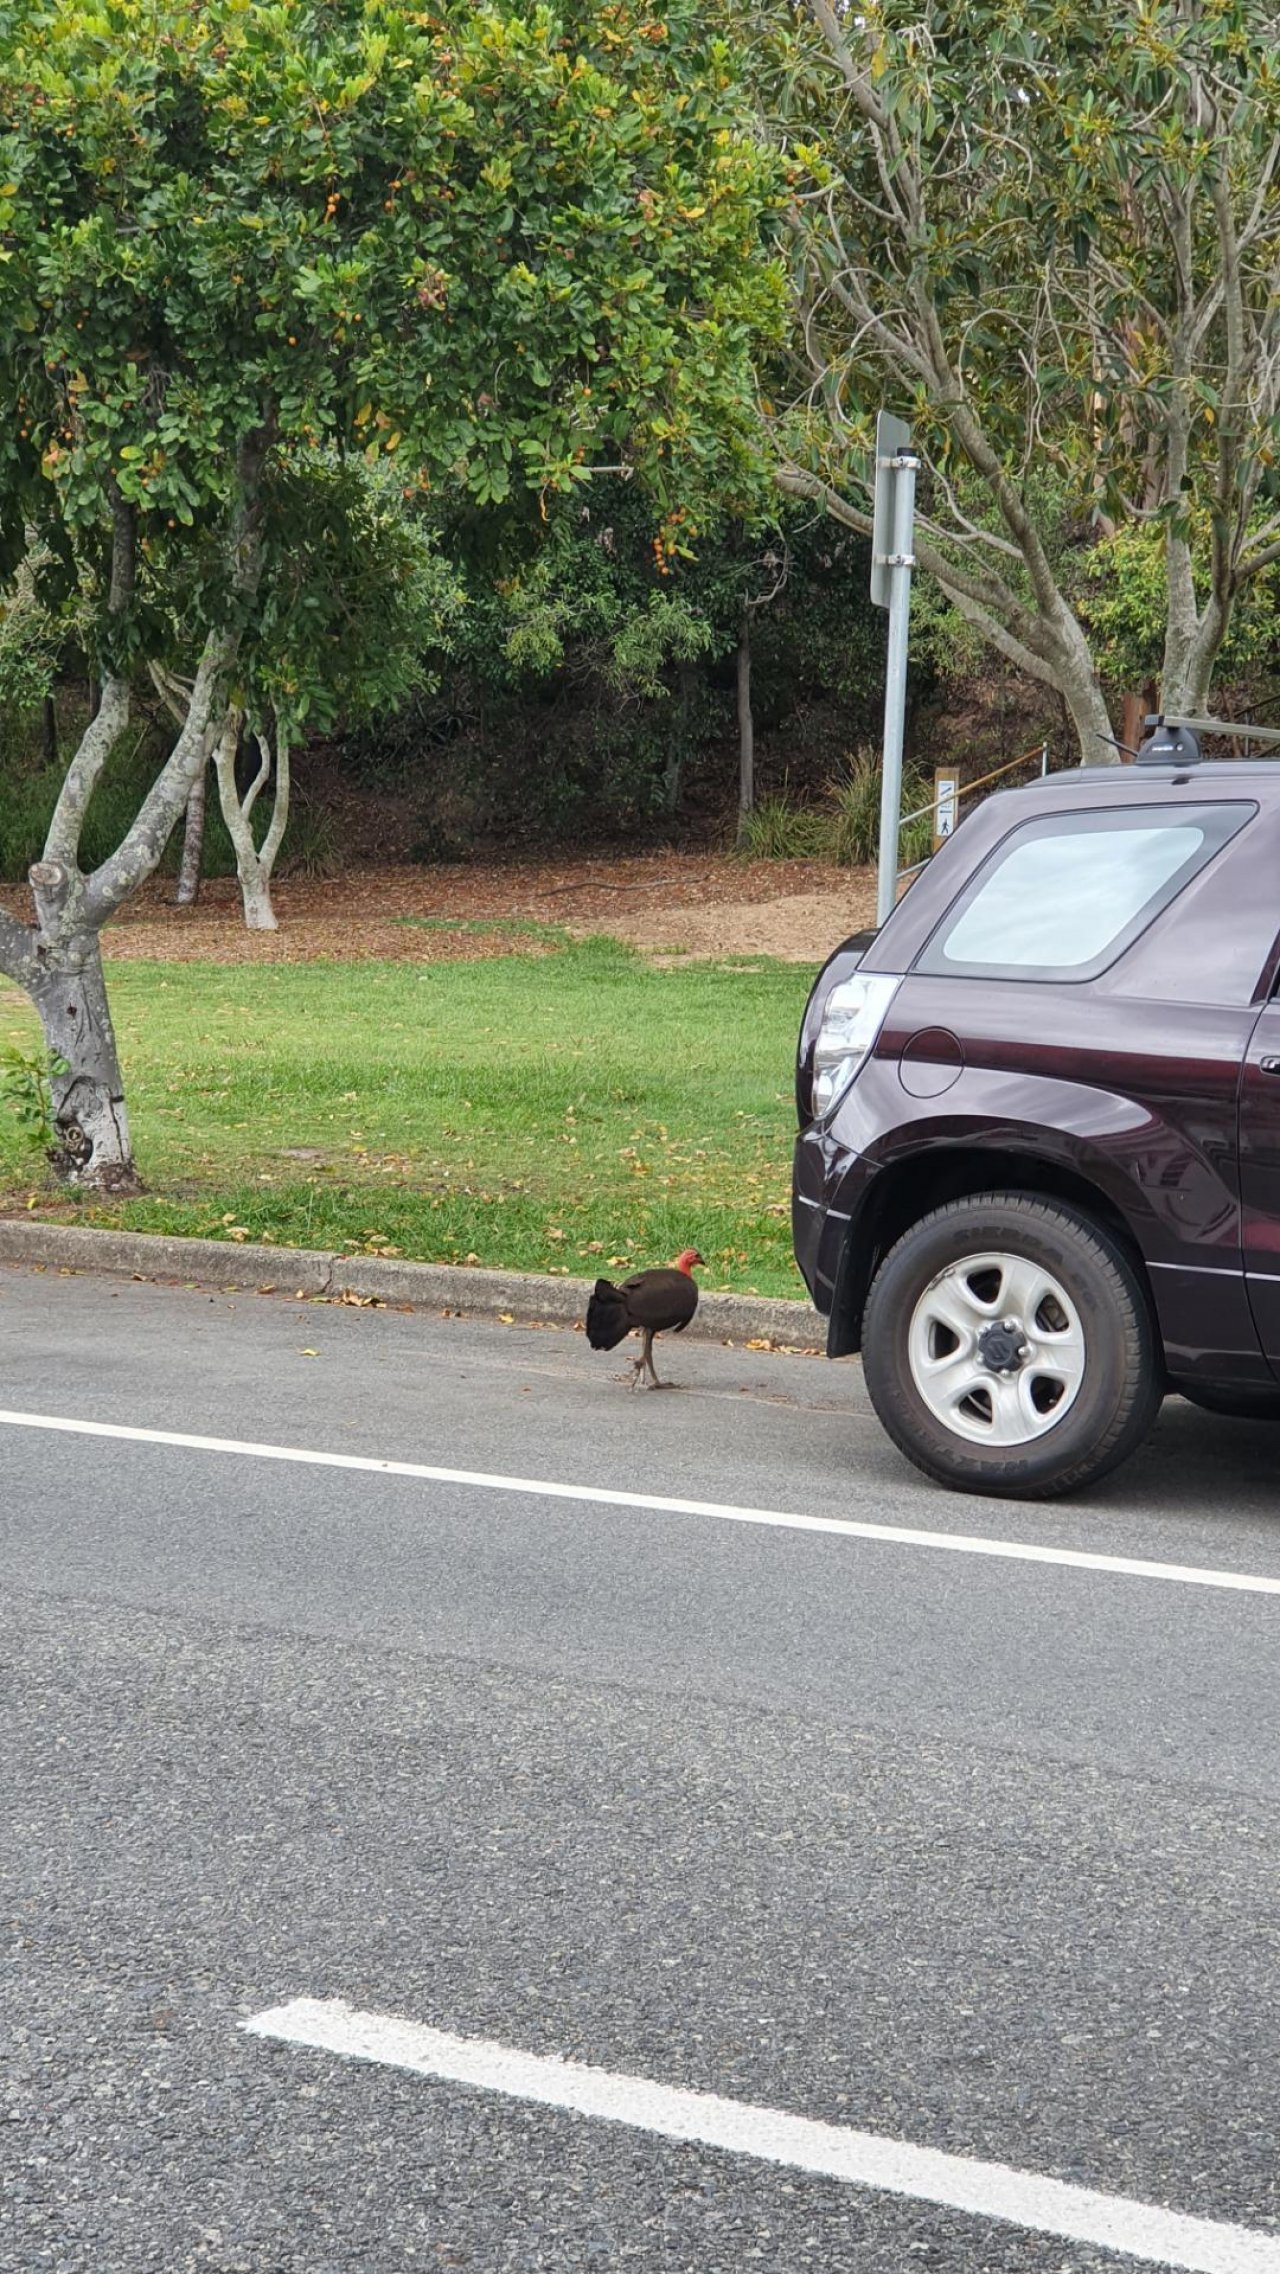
left=918, top=803, right=1252, bottom=981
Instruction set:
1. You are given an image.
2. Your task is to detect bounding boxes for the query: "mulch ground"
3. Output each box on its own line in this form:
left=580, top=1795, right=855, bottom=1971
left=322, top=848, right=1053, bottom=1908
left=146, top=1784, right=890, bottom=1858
left=0, top=855, right=877, bottom=964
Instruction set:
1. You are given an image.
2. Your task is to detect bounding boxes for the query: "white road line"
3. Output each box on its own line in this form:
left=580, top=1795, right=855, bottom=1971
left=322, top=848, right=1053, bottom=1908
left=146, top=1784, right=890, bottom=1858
left=242, top=1998, right=1280, bottom=2274
left=2, top=1403, right=1279, bottom=1599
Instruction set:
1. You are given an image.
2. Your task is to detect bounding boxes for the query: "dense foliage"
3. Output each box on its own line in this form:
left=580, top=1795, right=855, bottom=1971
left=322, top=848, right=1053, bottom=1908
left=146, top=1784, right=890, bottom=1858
left=1, top=0, right=781, bottom=563
left=341, top=482, right=889, bottom=849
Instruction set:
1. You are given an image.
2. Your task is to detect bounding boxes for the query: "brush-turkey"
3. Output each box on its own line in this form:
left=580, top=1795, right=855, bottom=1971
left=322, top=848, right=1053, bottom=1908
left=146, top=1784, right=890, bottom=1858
left=585, top=1248, right=705, bottom=1388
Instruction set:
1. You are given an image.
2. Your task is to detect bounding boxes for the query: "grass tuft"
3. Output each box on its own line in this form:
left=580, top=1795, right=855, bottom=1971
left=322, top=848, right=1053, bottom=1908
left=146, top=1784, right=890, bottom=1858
left=740, top=753, right=936, bottom=873
left=735, top=795, right=829, bottom=862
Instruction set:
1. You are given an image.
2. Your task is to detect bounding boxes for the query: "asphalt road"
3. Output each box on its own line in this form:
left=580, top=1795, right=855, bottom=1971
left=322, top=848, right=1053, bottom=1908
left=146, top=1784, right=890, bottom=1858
left=2, top=1262, right=1279, bottom=2274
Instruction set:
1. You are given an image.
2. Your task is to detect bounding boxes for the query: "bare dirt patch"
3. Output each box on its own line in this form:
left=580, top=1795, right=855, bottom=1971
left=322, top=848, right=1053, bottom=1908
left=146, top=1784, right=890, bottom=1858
left=0, top=854, right=875, bottom=965
left=605, top=885, right=877, bottom=964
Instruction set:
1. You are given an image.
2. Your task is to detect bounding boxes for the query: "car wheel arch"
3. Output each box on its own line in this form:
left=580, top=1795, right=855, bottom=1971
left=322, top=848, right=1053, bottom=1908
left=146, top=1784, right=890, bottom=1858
left=830, top=1142, right=1158, bottom=1359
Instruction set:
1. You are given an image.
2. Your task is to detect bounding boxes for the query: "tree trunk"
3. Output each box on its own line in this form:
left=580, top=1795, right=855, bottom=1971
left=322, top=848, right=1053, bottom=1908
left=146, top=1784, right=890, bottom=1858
left=1161, top=594, right=1228, bottom=720
left=0, top=639, right=240, bottom=1195
left=175, top=765, right=208, bottom=907
left=0, top=436, right=272, bottom=1192
left=663, top=663, right=697, bottom=820
left=214, top=712, right=290, bottom=930
left=735, top=611, right=754, bottom=849
left=1057, top=652, right=1118, bottom=767
left=41, top=695, right=59, bottom=770
left=1120, top=685, right=1157, bottom=762
left=240, top=868, right=278, bottom=930
left=22, top=864, right=139, bottom=1192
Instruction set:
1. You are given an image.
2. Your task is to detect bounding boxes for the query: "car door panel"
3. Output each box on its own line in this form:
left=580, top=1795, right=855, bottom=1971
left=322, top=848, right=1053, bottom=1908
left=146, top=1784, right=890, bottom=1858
left=866, top=975, right=1264, bottom=1387
left=1239, top=1002, right=1280, bottom=1370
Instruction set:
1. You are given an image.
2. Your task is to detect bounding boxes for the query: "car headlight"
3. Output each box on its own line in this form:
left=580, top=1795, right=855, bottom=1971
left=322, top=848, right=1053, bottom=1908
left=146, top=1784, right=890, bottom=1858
left=812, top=973, right=900, bottom=1115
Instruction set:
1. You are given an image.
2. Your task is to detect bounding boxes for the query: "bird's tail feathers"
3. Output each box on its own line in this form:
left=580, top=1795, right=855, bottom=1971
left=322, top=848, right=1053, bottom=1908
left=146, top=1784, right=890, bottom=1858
left=586, top=1278, right=631, bottom=1351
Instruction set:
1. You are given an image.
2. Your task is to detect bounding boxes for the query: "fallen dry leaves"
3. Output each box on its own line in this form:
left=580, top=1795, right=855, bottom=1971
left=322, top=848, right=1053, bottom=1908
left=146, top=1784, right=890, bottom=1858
left=0, top=854, right=875, bottom=966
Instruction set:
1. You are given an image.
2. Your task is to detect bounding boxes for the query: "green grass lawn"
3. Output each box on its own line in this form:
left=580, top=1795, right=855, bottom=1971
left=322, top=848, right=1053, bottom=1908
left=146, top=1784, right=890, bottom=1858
left=0, top=938, right=815, bottom=1299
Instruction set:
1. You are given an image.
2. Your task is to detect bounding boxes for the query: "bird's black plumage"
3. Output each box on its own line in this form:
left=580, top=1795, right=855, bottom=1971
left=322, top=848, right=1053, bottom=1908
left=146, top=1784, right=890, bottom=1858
left=585, top=1254, right=703, bottom=1386
left=587, top=1267, right=698, bottom=1347
left=585, top=1278, right=633, bottom=1351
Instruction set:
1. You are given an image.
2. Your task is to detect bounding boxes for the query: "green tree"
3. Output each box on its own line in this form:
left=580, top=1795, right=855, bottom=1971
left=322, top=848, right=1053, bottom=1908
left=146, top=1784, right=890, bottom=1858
left=0, top=0, right=779, bottom=1187
left=760, top=0, right=1280, bottom=762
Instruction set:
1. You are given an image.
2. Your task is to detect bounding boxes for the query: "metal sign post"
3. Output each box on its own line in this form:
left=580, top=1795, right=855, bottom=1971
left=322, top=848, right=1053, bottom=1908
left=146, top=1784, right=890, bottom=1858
left=870, top=411, right=919, bottom=925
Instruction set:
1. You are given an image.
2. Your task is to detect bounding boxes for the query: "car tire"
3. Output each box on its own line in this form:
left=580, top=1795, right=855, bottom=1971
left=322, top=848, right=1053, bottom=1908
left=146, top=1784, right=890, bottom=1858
left=1179, top=1385, right=1280, bottom=1421
left=861, top=1194, right=1163, bottom=1499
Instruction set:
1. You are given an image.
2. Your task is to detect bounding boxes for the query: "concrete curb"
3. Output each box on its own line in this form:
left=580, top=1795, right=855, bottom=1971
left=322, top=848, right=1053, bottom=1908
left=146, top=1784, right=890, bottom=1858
left=0, top=1218, right=824, bottom=1349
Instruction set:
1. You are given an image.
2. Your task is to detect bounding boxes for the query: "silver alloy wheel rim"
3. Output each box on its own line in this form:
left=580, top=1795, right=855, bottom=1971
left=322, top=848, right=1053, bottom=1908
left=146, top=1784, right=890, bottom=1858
left=907, top=1250, right=1087, bottom=1447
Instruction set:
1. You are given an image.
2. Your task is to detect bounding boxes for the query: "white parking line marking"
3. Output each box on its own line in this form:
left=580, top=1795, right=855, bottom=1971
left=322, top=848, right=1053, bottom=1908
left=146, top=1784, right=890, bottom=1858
left=243, top=1998, right=1280, bottom=2274
left=2, top=1404, right=1278, bottom=1599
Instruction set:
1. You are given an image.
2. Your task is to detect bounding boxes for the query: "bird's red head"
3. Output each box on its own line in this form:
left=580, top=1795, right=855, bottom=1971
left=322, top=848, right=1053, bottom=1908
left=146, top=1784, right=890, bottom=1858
left=675, top=1248, right=705, bottom=1274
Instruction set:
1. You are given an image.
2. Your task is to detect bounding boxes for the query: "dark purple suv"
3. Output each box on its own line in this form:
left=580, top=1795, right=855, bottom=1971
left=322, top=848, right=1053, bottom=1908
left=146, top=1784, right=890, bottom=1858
left=793, top=748, right=1280, bottom=1497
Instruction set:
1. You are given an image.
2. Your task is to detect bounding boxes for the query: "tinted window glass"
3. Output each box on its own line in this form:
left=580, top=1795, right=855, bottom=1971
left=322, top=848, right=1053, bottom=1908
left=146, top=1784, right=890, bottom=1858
left=920, top=804, right=1251, bottom=982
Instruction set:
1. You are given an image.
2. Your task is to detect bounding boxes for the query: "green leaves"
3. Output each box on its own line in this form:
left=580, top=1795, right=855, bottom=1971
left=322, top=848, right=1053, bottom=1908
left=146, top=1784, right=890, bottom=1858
left=0, top=1043, right=67, bottom=1154
left=1, top=0, right=781, bottom=646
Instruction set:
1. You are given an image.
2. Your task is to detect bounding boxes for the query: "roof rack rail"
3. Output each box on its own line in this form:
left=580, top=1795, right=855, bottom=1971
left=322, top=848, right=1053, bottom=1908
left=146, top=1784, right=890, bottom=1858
left=1135, top=712, right=1280, bottom=764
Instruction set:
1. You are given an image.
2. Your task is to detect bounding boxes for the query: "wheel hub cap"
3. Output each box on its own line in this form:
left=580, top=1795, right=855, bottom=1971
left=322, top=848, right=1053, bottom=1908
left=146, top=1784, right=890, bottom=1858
left=976, top=1320, right=1026, bottom=1374
left=907, top=1251, right=1086, bottom=1447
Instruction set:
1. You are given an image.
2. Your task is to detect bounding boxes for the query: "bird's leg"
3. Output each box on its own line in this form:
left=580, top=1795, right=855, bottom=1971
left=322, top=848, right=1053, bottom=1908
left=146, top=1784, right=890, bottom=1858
left=631, top=1328, right=662, bottom=1389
